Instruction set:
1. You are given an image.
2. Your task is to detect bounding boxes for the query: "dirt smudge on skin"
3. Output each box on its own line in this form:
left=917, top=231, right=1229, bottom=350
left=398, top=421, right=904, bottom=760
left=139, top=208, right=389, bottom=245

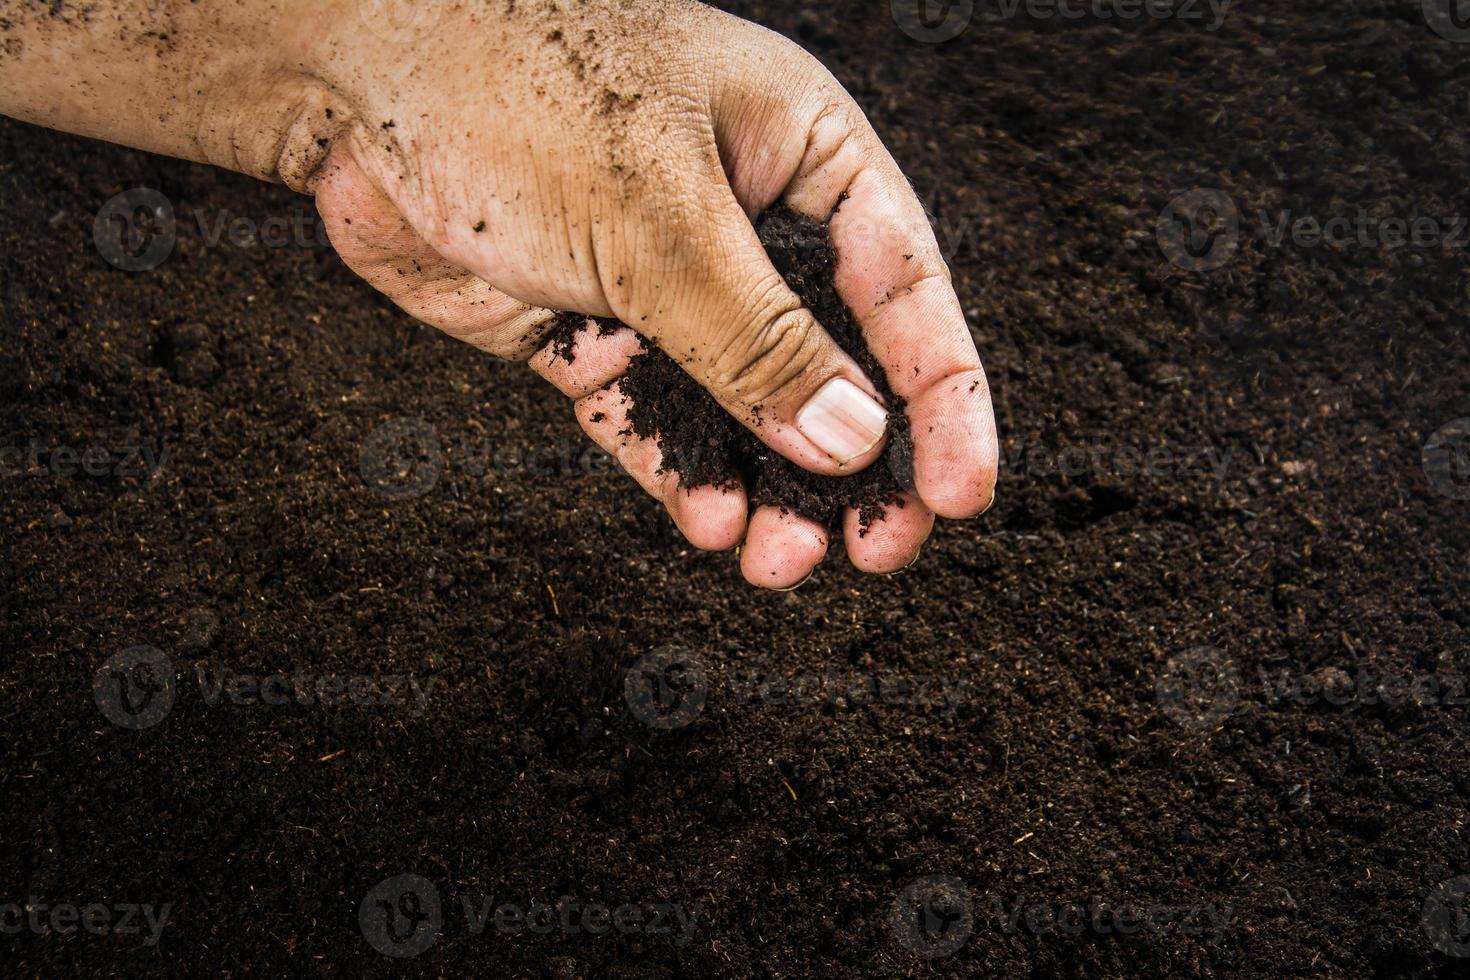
left=548, top=206, right=913, bottom=529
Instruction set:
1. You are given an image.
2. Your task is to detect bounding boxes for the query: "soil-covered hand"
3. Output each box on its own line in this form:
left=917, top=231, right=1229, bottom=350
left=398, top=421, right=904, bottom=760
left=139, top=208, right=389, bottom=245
left=310, top=2, right=997, bottom=586
left=1, top=0, right=997, bottom=588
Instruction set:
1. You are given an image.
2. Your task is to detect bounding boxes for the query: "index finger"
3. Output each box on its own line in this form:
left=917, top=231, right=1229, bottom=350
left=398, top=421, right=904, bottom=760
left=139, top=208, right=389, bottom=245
left=783, top=107, right=999, bottom=519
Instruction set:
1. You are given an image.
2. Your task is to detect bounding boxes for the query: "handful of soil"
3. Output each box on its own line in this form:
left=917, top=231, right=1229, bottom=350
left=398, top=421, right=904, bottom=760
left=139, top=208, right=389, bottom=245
left=550, top=206, right=913, bottom=530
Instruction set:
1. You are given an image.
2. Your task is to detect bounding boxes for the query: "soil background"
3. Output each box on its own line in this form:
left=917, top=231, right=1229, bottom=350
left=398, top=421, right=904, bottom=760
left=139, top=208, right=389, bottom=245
left=3, top=0, right=1469, bottom=976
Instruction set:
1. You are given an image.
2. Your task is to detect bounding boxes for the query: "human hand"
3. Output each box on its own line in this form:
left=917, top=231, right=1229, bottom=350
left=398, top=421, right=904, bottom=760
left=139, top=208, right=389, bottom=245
left=0, top=0, right=995, bottom=588
left=306, top=1, right=997, bottom=587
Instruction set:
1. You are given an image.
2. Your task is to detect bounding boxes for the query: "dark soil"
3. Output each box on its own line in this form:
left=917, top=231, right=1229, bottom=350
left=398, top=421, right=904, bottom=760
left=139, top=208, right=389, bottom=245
left=3, top=1, right=1470, bottom=978
left=552, top=205, right=913, bottom=529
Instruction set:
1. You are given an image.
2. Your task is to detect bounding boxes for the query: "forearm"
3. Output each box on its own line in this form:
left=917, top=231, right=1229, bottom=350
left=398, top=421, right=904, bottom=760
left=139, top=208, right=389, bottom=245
left=0, top=0, right=350, bottom=190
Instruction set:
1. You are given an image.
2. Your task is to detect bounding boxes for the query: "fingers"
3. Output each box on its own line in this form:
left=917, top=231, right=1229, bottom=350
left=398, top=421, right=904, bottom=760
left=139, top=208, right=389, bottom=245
left=573, top=384, right=748, bottom=553
left=534, top=321, right=919, bottom=581
left=320, top=149, right=755, bottom=555
left=527, top=320, right=750, bottom=554
left=610, top=184, right=890, bottom=478
left=784, top=103, right=999, bottom=520
left=713, top=52, right=999, bottom=521
left=527, top=317, right=644, bottom=399
left=740, top=506, right=830, bottom=589
left=843, top=493, right=934, bottom=574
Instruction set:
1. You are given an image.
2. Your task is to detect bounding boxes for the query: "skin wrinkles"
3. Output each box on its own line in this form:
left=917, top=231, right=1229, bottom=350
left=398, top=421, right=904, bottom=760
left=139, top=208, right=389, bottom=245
left=0, top=0, right=998, bottom=587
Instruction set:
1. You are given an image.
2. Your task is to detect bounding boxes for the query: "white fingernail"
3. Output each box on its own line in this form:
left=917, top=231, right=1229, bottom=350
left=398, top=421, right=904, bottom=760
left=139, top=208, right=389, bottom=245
left=795, top=378, right=887, bottom=464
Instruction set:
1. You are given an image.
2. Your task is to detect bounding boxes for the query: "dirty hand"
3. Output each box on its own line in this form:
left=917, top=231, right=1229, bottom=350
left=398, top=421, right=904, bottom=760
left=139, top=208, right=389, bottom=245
left=1, top=0, right=997, bottom=588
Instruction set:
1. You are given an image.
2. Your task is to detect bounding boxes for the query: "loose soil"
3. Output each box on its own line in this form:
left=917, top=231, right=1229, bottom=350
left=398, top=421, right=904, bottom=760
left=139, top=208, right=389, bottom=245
left=551, top=205, right=913, bottom=529
left=3, top=1, right=1469, bottom=977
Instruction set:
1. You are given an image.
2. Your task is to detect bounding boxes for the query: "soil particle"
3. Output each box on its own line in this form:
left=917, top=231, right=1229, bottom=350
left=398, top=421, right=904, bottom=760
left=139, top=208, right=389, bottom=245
left=550, top=206, right=913, bottom=529
left=2, top=2, right=1469, bottom=978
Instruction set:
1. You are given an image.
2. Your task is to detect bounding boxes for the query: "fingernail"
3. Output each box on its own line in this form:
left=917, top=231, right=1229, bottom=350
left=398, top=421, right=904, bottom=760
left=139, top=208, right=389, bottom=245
left=796, top=378, right=887, bottom=464
left=773, top=571, right=815, bottom=593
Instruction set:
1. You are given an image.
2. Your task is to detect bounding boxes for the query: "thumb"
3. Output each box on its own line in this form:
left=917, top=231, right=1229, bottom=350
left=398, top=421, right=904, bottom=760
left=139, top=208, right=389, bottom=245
left=618, top=195, right=889, bottom=477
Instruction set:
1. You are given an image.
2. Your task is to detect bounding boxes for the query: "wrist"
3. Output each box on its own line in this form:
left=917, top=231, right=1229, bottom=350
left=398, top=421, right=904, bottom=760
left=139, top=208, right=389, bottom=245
left=189, top=3, right=355, bottom=192
left=0, top=0, right=346, bottom=189
left=198, top=67, right=354, bottom=193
